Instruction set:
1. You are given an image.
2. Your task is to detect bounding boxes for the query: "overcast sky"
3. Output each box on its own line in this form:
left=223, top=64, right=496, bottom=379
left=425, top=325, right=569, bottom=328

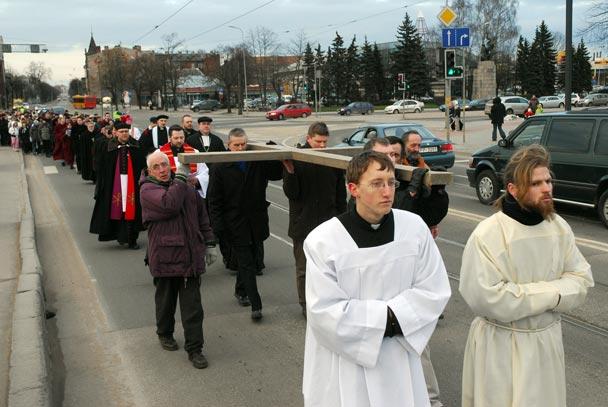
left=1, top=0, right=603, bottom=85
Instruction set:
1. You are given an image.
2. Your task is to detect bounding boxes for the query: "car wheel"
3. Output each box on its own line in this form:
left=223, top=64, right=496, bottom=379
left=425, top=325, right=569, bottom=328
left=369, top=109, right=374, bottom=114
left=211, top=107, right=217, bottom=111
left=279, top=114, right=284, bottom=120
left=414, top=108, right=421, bottom=113
left=598, top=189, right=608, bottom=228
left=301, top=112, right=308, bottom=118
left=346, top=110, right=351, bottom=116
left=476, top=169, right=500, bottom=205
left=193, top=107, right=200, bottom=112
left=506, top=108, right=513, bottom=115
left=559, top=103, right=564, bottom=108
left=393, top=109, right=399, bottom=114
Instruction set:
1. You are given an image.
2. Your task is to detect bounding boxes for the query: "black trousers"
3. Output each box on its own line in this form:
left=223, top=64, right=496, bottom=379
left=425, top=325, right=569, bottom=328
left=154, top=276, right=204, bottom=354
left=233, top=243, right=262, bottom=311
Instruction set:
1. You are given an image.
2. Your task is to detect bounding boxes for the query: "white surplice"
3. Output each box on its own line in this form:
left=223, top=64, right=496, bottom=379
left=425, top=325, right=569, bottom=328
left=302, top=209, right=451, bottom=407
left=459, top=212, right=594, bottom=407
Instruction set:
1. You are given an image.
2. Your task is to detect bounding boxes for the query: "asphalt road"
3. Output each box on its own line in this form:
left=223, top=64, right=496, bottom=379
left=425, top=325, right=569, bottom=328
left=31, top=111, right=608, bottom=406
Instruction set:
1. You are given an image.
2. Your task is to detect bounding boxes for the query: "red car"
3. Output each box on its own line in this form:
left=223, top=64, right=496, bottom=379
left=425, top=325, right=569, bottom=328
left=266, top=103, right=312, bottom=120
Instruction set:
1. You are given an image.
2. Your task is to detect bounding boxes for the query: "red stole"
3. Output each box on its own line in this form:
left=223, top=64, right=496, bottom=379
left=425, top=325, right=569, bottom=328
left=110, top=149, right=136, bottom=221
left=159, top=143, right=198, bottom=173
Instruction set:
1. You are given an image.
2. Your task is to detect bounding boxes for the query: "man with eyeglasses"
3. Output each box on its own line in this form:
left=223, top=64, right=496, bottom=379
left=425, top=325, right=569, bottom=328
left=302, top=151, right=450, bottom=407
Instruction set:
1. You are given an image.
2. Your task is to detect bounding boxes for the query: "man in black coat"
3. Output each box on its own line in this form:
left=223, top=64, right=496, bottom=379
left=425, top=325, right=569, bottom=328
left=89, top=122, right=145, bottom=249
left=282, top=122, right=347, bottom=316
left=186, top=116, right=225, bottom=153
left=207, top=128, right=283, bottom=321
left=139, top=114, right=169, bottom=155
left=490, top=97, right=507, bottom=141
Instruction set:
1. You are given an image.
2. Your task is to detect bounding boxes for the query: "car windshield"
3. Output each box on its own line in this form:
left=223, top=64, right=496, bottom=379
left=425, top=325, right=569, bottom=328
left=347, top=103, right=356, bottom=108
left=381, top=126, right=435, bottom=140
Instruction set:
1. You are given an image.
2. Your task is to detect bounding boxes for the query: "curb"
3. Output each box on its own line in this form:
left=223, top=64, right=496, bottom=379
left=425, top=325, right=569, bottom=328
left=8, top=155, right=52, bottom=407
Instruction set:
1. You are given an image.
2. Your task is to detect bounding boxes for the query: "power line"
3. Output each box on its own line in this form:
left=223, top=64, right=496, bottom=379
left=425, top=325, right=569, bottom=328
left=134, top=0, right=196, bottom=43
left=184, top=0, right=276, bottom=43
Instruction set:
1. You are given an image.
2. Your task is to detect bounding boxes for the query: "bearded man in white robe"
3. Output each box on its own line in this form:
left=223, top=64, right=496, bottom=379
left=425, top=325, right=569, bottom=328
left=459, top=144, right=593, bottom=407
left=302, top=151, right=451, bottom=407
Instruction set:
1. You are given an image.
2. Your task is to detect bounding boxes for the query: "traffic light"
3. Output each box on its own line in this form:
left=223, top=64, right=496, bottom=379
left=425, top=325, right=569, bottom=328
left=444, top=49, right=464, bottom=79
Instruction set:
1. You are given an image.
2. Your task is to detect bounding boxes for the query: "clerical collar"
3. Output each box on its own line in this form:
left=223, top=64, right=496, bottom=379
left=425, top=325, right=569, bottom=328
left=501, top=193, right=544, bottom=226
left=337, top=209, right=394, bottom=248
left=170, top=145, right=184, bottom=156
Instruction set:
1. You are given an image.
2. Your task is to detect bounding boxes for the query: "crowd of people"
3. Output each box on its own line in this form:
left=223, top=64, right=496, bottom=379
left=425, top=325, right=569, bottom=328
left=1, top=107, right=594, bottom=406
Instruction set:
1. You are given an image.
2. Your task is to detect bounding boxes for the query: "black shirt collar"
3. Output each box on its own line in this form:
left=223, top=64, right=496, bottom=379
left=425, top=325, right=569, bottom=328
left=501, top=193, right=544, bottom=226
left=337, top=209, right=394, bottom=248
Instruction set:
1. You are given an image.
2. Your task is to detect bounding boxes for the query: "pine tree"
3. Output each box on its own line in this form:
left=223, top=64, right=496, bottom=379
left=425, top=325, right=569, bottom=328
left=372, top=43, right=386, bottom=102
left=303, top=43, right=315, bottom=102
left=527, top=33, right=544, bottom=97
left=573, top=39, right=593, bottom=93
left=535, top=21, right=556, bottom=96
left=344, top=36, right=360, bottom=101
left=515, top=36, right=530, bottom=95
left=360, top=38, right=375, bottom=101
left=314, top=44, right=326, bottom=105
left=391, top=13, right=429, bottom=98
left=327, top=32, right=347, bottom=104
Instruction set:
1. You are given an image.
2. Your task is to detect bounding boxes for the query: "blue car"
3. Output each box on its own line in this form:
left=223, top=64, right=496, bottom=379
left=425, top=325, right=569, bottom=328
left=337, top=123, right=455, bottom=168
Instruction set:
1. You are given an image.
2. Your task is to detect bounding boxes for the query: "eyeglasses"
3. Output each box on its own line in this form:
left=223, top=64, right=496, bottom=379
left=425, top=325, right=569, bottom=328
left=365, top=179, right=400, bottom=191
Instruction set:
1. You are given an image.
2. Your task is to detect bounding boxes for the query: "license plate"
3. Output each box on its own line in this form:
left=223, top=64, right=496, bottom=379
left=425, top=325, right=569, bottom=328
left=420, top=146, right=438, bottom=153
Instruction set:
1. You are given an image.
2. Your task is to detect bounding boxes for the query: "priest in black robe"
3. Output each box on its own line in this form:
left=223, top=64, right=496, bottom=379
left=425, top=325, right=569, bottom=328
left=79, top=120, right=100, bottom=182
left=139, top=114, right=169, bottom=155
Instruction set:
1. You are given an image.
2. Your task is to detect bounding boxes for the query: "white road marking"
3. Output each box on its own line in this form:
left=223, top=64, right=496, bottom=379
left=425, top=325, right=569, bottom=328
left=454, top=159, right=469, bottom=163
left=268, top=183, right=282, bottom=190
left=436, top=237, right=466, bottom=248
left=270, top=232, right=293, bottom=247
left=43, top=166, right=58, bottom=174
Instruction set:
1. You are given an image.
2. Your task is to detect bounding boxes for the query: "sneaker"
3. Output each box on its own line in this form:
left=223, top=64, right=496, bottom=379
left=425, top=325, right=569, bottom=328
left=234, top=293, right=251, bottom=307
left=158, top=336, right=178, bottom=351
left=251, top=310, right=263, bottom=321
left=188, top=351, right=209, bottom=369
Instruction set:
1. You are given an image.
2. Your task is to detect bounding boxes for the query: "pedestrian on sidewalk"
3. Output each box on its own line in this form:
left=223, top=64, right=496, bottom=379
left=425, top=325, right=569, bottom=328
left=140, top=149, right=217, bottom=369
left=489, top=97, right=507, bottom=141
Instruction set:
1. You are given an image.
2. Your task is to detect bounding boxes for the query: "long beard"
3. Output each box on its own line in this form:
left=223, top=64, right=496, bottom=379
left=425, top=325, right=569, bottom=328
left=406, top=152, right=421, bottom=166
left=522, top=195, right=555, bottom=220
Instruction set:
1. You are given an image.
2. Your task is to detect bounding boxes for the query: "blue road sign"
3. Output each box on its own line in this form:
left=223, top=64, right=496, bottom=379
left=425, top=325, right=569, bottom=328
left=442, top=27, right=470, bottom=48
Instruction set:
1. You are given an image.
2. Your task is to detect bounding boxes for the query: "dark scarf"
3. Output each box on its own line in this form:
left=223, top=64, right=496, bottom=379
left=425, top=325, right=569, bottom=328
left=501, top=193, right=544, bottom=226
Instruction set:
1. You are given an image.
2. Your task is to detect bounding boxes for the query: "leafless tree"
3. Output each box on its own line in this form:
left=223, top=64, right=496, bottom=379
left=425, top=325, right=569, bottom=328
left=580, top=1, right=608, bottom=42
left=206, top=48, right=240, bottom=114
left=129, top=53, right=161, bottom=109
left=99, top=47, right=130, bottom=110
left=286, top=30, right=307, bottom=101
left=160, top=33, right=185, bottom=111
left=248, top=26, right=280, bottom=102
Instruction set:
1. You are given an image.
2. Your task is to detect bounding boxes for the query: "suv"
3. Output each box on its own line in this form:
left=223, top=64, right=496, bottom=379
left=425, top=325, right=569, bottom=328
left=484, top=96, right=529, bottom=116
left=191, top=99, right=220, bottom=112
left=466, top=110, right=608, bottom=227
left=581, top=93, right=608, bottom=107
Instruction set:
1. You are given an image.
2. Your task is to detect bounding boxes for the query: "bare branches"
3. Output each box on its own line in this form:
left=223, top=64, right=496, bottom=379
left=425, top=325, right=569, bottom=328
left=579, top=1, right=608, bottom=42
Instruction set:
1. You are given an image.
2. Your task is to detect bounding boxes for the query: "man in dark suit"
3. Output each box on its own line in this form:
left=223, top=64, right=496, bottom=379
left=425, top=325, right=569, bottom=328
left=140, top=114, right=169, bottom=155
left=186, top=116, right=225, bottom=153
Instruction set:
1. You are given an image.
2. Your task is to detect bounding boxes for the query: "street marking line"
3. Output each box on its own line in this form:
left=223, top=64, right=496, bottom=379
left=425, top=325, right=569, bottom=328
left=43, top=166, right=58, bottom=174
left=448, top=208, right=486, bottom=222
left=454, top=159, right=469, bottom=163
left=270, top=232, right=293, bottom=247
left=268, top=183, right=282, bottom=191
left=269, top=201, right=289, bottom=213
left=436, top=237, right=466, bottom=248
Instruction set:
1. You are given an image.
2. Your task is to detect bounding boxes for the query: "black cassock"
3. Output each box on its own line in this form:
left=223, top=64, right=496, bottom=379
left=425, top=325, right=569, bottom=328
left=79, top=129, right=99, bottom=182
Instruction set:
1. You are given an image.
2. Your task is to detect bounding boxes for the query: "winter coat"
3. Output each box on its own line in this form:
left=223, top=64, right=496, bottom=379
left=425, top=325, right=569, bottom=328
left=140, top=174, right=215, bottom=278
left=282, top=142, right=347, bottom=240
left=38, top=120, right=52, bottom=141
left=207, top=159, right=283, bottom=246
left=490, top=100, right=507, bottom=124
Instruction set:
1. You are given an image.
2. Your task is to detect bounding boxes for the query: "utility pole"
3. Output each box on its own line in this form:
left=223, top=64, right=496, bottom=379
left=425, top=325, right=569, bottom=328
left=565, top=0, right=573, bottom=111
left=0, top=36, right=48, bottom=109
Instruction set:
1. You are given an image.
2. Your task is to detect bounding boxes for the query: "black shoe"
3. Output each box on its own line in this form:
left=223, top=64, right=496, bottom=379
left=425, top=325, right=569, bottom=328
left=45, top=310, right=56, bottom=319
left=301, top=306, right=307, bottom=319
left=251, top=310, right=263, bottom=321
left=188, top=351, right=209, bottom=369
left=61, top=162, right=66, bottom=167
left=234, top=293, right=251, bottom=307
left=256, top=269, right=264, bottom=276
left=158, top=336, right=178, bottom=351
left=439, top=313, right=445, bottom=320
left=128, top=243, right=140, bottom=250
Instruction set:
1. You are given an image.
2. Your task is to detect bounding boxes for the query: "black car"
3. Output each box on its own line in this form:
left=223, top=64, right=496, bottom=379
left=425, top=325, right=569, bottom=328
left=466, top=110, right=608, bottom=227
left=191, top=99, right=220, bottom=112
left=465, top=98, right=490, bottom=111
left=338, top=102, right=374, bottom=115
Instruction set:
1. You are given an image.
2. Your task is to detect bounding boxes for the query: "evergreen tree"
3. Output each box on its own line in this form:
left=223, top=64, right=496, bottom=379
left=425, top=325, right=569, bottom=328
left=314, top=44, right=326, bottom=105
left=327, top=32, right=347, bottom=104
left=573, top=39, right=593, bottom=93
left=534, top=21, right=556, bottom=96
left=372, top=43, right=386, bottom=101
left=303, top=42, right=315, bottom=102
left=344, top=36, right=360, bottom=102
left=391, top=13, right=429, bottom=98
left=360, top=37, right=376, bottom=101
left=527, top=33, right=544, bottom=97
left=515, top=36, right=530, bottom=95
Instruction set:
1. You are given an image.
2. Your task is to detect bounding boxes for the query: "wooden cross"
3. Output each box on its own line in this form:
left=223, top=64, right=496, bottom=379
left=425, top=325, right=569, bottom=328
left=178, top=143, right=453, bottom=185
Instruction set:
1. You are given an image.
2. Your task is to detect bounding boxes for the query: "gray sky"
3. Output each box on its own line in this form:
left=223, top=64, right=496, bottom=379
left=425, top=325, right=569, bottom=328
left=1, top=0, right=602, bottom=85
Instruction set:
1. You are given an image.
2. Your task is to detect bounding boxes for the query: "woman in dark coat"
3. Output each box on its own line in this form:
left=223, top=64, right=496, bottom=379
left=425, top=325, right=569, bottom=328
left=79, top=120, right=99, bottom=182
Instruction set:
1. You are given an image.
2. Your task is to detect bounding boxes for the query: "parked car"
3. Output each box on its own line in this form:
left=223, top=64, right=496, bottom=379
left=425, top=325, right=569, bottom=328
left=581, top=93, right=608, bottom=107
left=419, top=96, right=434, bottom=103
left=439, top=98, right=469, bottom=112
left=384, top=99, right=424, bottom=114
left=464, top=98, right=490, bottom=111
left=557, top=93, right=582, bottom=106
left=265, top=103, right=312, bottom=120
left=484, top=96, right=529, bottom=116
left=338, top=102, right=374, bottom=115
left=191, top=99, right=220, bottom=112
left=538, top=96, right=564, bottom=109
left=336, top=123, right=455, bottom=168
left=466, top=110, right=608, bottom=227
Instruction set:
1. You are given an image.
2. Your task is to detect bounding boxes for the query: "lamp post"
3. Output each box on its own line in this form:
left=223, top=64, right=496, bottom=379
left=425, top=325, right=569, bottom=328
left=228, top=25, right=248, bottom=111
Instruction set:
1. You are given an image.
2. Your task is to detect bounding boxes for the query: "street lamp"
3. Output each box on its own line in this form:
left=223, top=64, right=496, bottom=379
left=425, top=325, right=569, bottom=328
left=228, top=25, right=248, bottom=109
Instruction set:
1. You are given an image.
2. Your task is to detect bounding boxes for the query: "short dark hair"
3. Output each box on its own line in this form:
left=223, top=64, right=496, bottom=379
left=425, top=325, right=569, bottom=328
left=363, top=137, right=390, bottom=151
left=168, top=125, right=184, bottom=138
left=228, top=127, right=247, bottom=140
left=402, top=130, right=421, bottom=145
left=307, top=121, right=329, bottom=137
left=347, top=151, right=395, bottom=184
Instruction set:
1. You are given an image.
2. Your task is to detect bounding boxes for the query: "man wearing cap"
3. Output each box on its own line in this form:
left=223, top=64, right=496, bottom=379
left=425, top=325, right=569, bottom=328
left=140, top=114, right=169, bottom=155
left=159, top=125, right=210, bottom=198
left=141, top=116, right=157, bottom=139
left=89, top=121, right=146, bottom=249
left=187, top=116, right=225, bottom=154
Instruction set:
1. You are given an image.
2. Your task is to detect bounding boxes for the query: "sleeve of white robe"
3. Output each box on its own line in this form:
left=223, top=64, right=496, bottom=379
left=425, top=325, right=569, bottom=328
left=546, top=222, right=594, bottom=313
left=195, top=163, right=209, bottom=198
left=304, top=238, right=388, bottom=369
left=460, top=233, right=564, bottom=322
left=388, top=227, right=451, bottom=356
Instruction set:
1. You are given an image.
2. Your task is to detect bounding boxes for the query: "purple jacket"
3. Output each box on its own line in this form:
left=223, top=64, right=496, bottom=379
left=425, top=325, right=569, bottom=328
left=140, top=174, right=215, bottom=278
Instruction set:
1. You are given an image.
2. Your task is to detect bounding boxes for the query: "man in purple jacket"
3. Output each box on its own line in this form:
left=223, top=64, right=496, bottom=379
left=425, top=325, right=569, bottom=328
left=140, top=150, right=218, bottom=369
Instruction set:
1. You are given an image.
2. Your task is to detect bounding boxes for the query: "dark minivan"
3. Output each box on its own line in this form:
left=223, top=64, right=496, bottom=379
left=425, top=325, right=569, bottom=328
left=466, top=110, right=608, bottom=227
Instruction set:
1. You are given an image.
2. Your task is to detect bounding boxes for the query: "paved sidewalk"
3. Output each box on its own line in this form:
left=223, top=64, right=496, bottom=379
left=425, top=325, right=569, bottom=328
left=0, top=147, right=25, bottom=407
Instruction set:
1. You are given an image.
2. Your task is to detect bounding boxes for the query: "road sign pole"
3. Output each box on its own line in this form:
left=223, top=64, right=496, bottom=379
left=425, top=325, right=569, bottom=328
left=445, top=78, right=451, bottom=141
left=462, top=49, right=466, bottom=143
